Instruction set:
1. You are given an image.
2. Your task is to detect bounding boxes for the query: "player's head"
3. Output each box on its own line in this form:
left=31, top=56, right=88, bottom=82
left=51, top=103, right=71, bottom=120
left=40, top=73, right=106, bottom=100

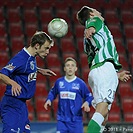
left=77, top=6, right=104, bottom=26
left=30, top=31, right=54, bottom=58
left=64, top=57, right=77, bottom=77
left=30, top=31, right=54, bottom=47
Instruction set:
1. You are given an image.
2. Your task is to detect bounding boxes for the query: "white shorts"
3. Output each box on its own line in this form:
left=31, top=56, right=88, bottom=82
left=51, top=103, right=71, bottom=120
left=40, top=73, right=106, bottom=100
left=88, top=62, right=119, bottom=110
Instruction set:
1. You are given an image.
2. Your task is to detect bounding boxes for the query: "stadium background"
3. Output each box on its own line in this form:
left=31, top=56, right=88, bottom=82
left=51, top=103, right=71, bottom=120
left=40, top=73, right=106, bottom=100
left=0, top=0, right=133, bottom=132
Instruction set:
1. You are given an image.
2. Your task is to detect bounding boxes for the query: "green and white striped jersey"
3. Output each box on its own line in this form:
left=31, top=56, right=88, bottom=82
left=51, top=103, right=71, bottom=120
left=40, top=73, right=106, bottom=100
left=84, top=16, right=122, bottom=71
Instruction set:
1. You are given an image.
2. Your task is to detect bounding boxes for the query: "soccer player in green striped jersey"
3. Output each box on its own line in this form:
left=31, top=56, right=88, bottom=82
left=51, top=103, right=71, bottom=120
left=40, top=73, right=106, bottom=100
left=77, top=6, right=132, bottom=133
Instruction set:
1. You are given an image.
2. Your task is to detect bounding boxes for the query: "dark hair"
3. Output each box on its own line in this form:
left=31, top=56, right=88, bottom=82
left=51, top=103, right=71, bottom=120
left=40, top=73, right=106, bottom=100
left=30, top=31, right=53, bottom=47
left=77, top=6, right=93, bottom=26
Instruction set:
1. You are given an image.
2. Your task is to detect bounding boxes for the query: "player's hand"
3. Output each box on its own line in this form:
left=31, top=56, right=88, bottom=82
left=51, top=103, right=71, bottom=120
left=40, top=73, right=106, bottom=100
left=81, top=101, right=90, bottom=112
left=38, top=68, right=56, bottom=76
left=10, top=80, right=22, bottom=96
left=117, top=70, right=132, bottom=82
left=84, top=27, right=96, bottom=39
left=44, top=99, right=51, bottom=110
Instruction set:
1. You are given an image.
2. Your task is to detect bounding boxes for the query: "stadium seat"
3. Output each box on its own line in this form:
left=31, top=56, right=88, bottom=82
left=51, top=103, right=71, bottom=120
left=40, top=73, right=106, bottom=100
left=108, top=24, right=122, bottom=39
left=104, top=10, right=120, bottom=25
left=80, top=52, right=88, bottom=68
left=37, top=73, right=47, bottom=83
left=108, top=113, right=121, bottom=122
left=121, top=10, right=133, bottom=25
left=127, top=39, right=133, bottom=53
left=0, top=83, right=6, bottom=100
left=28, top=112, right=34, bottom=121
left=35, top=82, right=48, bottom=97
left=0, top=24, right=6, bottom=37
left=0, top=37, right=8, bottom=51
left=114, top=38, right=125, bottom=54
left=11, top=36, right=24, bottom=54
left=122, top=98, right=133, bottom=114
left=0, top=51, right=9, bottom=67
left=46, top=53, right=61, bottom=68
left=10, top=23, right=23, bottom=37
left=8, top=8, right=21, bottom=23
left=124, top=25, right=133, bottom=39
left=25, top=23, right=38, bottom=37
left=81, top=68, right=90, bottom=84
left=35, top=97, right=48, bottom=113
left=37, top=113, right=51, bottom=121
left=61, top=38, right=76, bottom=53
left=119, top=83, right=133, bottom=98
left=124, top=113, right=133, bottom=122
left=110, top=99, right=120, bottom=114
left=23, top=9, right=37, bottom=23
left=48, top=67, right=62, bottom=88
left=56, top=9, right=70, bottom=23
left=63, top=52, right=77, bottom=61
left=119, top=54, right=128, bottom=69
left=75, top=24, right=84, bottom=39
left=0, top=8, right=4, bottom=22
left=36, top=56, right=45, bottom=67
left=77, top=39, right=84, bottom=52
left=27, top=99, right=34, bottom=113
left=40, top=9, right=53, bottom=24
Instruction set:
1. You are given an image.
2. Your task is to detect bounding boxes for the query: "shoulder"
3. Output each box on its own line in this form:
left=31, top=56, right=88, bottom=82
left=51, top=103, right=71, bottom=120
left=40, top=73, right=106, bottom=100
left=76, top=77, right=86, bottom=84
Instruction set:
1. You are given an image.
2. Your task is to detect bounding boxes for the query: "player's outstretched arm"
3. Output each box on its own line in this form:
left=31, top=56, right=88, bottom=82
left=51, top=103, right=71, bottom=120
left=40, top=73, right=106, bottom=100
left=0, top=73, right=21, bottom=96
left=81, top=101, right=90, bottom=112
left=117, top=70, right=132, bottom=82
left=37, top=67, right=56, bottom=76
left=44, top=99, right=51, bottom=110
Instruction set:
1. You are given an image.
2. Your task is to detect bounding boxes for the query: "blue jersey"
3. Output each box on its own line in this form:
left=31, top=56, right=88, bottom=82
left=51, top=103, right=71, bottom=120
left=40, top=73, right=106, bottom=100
left=47, top=76, right=93, bottom=122
left=0, top=48, right=37, bottom=99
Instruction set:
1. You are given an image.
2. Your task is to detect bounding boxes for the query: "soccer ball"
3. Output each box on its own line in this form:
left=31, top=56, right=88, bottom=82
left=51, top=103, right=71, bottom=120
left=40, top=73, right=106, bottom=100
left=48, top=18, right=68, bottom=38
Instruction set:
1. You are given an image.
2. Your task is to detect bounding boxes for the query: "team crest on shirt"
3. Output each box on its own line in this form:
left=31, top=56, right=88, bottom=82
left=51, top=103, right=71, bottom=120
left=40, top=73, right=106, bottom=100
left=4, top=63, right=16, bottom=71
left=30, top=61, right=34, bottom=70
left=59, top=81, right=65, bottom=88
left=72, top=83, right=80, bottom=90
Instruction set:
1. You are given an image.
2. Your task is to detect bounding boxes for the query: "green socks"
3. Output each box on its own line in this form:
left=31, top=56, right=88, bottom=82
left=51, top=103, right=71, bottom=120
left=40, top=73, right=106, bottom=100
left=87, top=119, right=101, bottom=133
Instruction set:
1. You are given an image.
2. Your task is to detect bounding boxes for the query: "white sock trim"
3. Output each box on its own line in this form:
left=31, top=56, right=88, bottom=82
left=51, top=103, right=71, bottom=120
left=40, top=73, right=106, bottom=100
left=92, top=112, right=104, bottom=126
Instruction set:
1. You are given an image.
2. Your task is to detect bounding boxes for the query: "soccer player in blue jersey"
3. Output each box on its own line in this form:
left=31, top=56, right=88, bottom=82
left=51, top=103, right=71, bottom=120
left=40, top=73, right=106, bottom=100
left=0, top=31, right=56, bottom=133
left=44, top=57, right=93, bottom=133
left=77, top=6, right=132, bottom=133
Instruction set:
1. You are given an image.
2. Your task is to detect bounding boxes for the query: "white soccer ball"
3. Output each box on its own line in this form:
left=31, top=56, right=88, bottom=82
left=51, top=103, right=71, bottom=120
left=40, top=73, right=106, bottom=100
left=48, top=18, right=68, bottom=38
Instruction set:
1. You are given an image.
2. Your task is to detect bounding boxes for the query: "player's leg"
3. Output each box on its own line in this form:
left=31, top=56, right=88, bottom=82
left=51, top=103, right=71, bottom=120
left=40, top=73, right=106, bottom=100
left=87, top=62, right=118, bottom=133
left=67, top=120, right=84, bottom=133
left=100, top=114, right=108, bottom=133
left=1, top=96, right=27, bottom=133
left=22, top=104, right=31, bottom=133
left=56, top=120, right=68, bottom=133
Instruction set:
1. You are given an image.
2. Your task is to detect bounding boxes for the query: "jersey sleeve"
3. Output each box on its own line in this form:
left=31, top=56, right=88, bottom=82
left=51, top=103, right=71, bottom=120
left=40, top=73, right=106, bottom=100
left=0, top=55, right=25, bottom=77
left=85, top=17, right=103, bottom=33
left=46, top=81, right=59, bottom=102
left=81, top=81, right=93, bottom=106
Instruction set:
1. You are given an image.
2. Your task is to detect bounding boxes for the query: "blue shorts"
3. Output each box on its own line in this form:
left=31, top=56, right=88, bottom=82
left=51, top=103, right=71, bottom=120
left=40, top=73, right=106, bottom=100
left=1, top=95, right=30, bottom=133
left=57, top=120, right=83, bottom=133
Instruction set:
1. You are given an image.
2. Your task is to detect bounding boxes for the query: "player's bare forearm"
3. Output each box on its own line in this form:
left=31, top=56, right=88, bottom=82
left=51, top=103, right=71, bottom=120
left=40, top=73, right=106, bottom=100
left=0, top=73, right=21, bottom=96
left=37, top=67, right=56, bottom=76
left=0, top=73, right=14, bottom=85
left=81, top=101, right=90, bottom=112
left=117, top=70, right=132, bottom=82
left=84, top=27, right=96, bottom=39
